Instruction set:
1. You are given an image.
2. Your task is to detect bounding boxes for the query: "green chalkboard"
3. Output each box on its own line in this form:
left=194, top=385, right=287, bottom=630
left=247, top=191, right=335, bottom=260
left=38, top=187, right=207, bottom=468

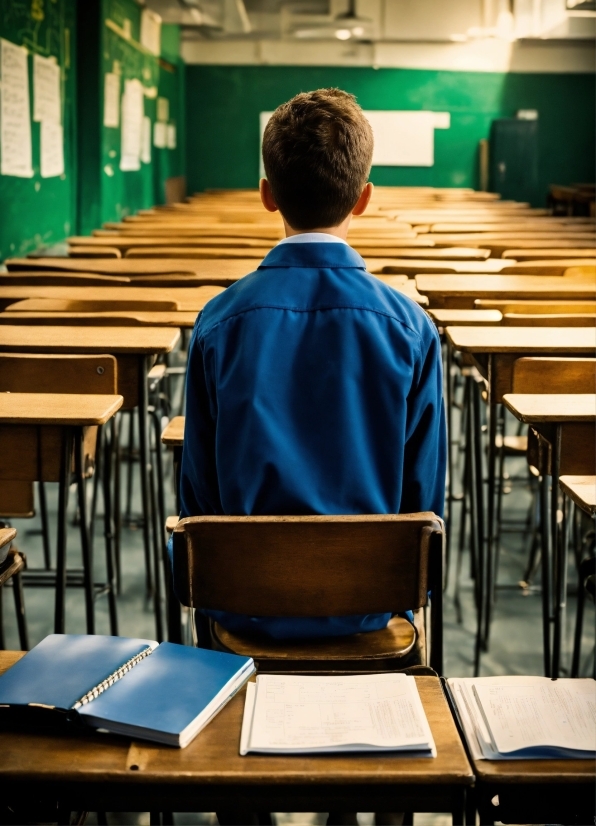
left=78, top=0, right=185, bottom=235
left=0, top=0, right=76, bottom=261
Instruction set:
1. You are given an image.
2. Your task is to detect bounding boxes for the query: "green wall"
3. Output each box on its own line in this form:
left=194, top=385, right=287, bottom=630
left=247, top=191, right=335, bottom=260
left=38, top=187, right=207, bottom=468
left=0, top=0, right=77, bottom=261
left=78, top=0, right=186, bottom=236
left=185, top=66, right=595, bottom=205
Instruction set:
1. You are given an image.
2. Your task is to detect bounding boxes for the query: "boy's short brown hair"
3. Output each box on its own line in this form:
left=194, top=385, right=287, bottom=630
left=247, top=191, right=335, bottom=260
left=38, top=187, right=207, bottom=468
left=262, top=88, right=373, bottom=230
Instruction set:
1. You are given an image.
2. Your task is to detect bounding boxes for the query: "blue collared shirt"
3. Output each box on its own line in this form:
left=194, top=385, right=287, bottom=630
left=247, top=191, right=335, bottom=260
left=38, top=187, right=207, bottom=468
left=177, top=239, right=446, bottom=639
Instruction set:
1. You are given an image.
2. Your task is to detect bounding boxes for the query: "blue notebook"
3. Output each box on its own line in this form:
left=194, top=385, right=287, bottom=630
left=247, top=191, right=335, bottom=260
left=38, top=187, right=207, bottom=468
left=0, top=634, right=254, bottom=748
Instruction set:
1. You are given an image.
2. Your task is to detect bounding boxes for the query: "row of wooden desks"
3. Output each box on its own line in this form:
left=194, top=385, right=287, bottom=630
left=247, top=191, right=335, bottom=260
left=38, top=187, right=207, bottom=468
left=0, top=651, right=592, bottom=825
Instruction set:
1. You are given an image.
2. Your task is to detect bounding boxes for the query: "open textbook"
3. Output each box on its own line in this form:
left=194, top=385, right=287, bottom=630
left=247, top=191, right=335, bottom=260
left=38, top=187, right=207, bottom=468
left=240, top=672, right=436, bottom=756
left=448, top=676, right=596, bottom=760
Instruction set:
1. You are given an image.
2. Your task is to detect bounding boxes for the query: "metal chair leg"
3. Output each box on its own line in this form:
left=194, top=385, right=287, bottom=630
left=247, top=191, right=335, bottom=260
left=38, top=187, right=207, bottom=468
left=54, top=430, right=73, bottom=635
left=12, top=569, right=28, bottom=650
left=38, top=482, right=51, bottom=569
left=102, top=424, right=119, bottom=636
left=75, top=428, right=95, bottom=635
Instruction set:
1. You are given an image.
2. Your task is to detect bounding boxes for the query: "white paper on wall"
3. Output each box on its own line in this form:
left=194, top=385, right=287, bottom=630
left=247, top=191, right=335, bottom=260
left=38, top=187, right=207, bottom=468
left=156, top=96, right=169, bottom=123
left=120, top=78, right=144, bottom=171
left=153, top=121, right=167, bottom=148
left=140, top=9, right=162, bottom=56
left=141, top=115, right=151, bottom=164
left=103, top=72, right=120, bottom=128
left=40, top=119, right=64, bottom=177
left=166, top=123, right=176, bottom=149
left=0, top=39, right=33, bottom=177
left=33, top=54, right=61, bottom=123
left=363, top=111, right=436, bottom=167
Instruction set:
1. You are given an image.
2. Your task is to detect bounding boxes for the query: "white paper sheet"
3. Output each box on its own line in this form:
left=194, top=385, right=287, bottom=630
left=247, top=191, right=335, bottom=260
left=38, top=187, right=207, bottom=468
left=40, top=119, right=64, bottom=178
left=0, top=38, right=33, bottom=178
left=141, top=116, right=151, bottom=164
left=33, top=54, right=60, bottom=124
left=166, top=124, right=176, bottom=149
left=120, top=78, right=144, bottom=172
left=156, top=96, right=169, bottom=123
left=140, top=9, right=161, bottom=57
left=153, top=121, right=167, bottom=149
left=103, top=72, right=120, bottom=128
left=242, top=673, right=435, bottom=755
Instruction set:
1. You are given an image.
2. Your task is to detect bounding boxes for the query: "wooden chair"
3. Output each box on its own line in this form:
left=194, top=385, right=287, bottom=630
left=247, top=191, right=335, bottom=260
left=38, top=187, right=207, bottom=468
left=172, top=513, right=444, bottom=675
left=0, top=354, right=120, bottom=634
left=69, top=246, right=122, bottom=258
left=0, top=528, right=28, bottom=650
left=5, top=298, right=179, bottom=313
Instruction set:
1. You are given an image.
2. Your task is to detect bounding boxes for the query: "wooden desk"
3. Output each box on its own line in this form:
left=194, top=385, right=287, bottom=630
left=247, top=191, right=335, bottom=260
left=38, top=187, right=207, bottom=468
left=124, top=246, right=272, bottom=260
left=366, top=259, right=509, bottom=275
left=502, top=248, right=596, bottom=260
left=445, top=328, right=595, bottom=674
left=0, top=394, right=122, bottom=634
left=428, top=309, right=502, bottom=326
left=474, top=299, right=596, bottom=314
left=500, top=259, right=596, bottom=274
left=416, top=275, right=596, bottom=309
left=0, top=327, right=179, bottom=642
left=68, top=235, right=275, bottom=252
left=559, top=475, right=596, bottom=516
left=0, top=286, right=224, bottom=313
left=503, top=313, right=596, bottom=327
left=0, top=311, right=200, bottom=328
left=354, top=246, right=490, bottom=260
left=502, top=393, right=596, bottom=678
left=0, top=651, right=474, bottom=819
left=5, top=257, right=255, bottom=284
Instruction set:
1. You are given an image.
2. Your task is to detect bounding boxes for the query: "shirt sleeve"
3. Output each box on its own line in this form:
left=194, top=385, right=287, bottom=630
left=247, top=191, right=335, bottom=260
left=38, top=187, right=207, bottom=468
left=400, top=323, right=447, bottom=518
left=179, top=318, right=223, bottom=517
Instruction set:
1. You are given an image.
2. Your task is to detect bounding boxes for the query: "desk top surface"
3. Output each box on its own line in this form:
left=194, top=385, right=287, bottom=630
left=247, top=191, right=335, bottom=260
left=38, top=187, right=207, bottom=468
left=559, top=475, right=596, bottom=514
left=0, top=652, right=473, bottom=787
left=428, top=309, right=502, bottom=325
left=0, top=311, right=200, bottom=328
left=5, top=258, right=257, bottom=278
left=0, top=393, right=123, bottom=425
left=417, top=275, right=596, bottom=299
left=0, top=528, right=16, bottom=549
left=0, top=326, right=180, bottom=354
left=0, top=286, right=221, bottom=312
left=161, top=415, right=185, bottom=446
left=502, top=394, right=596, bottom=423
left=445, top=326, right=595, bottom=353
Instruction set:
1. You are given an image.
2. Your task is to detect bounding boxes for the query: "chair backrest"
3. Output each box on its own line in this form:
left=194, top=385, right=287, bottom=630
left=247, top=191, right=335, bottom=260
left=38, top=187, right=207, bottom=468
left=173, top=513, right=444, bottom=618
left=512, top=357, right=596, bottom=394
left=0, top=353, right=117, bottom=394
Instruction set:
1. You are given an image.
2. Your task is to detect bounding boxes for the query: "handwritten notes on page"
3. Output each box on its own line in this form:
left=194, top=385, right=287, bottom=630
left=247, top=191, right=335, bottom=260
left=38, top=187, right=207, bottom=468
left=0, top=38, right=33, bottom=177
left=240, top=673, right=436, bottom=756
left=120, top=78, right=144, bottom=171
left=448, top=676, right=596, bottom=760
left=33, top=55, right=60, bottom=124
left=104, top=72, right=120, bottom=128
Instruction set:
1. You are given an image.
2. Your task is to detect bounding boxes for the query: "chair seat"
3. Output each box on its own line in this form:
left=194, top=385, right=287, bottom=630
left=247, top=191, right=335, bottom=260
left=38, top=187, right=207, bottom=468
left=211, top=614, right=418, bottom=673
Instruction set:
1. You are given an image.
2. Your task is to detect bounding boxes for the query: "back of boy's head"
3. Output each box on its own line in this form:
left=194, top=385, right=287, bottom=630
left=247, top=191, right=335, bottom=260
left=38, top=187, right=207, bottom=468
left=262, top=88, right=373, bottom=231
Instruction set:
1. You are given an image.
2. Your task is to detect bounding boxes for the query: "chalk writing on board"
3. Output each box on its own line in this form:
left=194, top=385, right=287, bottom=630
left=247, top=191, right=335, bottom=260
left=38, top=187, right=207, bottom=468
left=141, top=116, right=151, bottom=164
left=33, top=54, right=61, bottom=124
left=0, top=38, right=33, bottom=178
left=120, top=78, right=144, bottom=171
left=40, top=120, right=64, bottom=178
left=104, top=72, right=120, bottom=128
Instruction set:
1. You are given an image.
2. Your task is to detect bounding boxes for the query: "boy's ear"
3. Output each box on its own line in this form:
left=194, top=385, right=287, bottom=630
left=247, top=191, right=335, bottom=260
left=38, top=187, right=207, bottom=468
left=260, top=178, right=279, bottom=213
left=352, top=182, right=374, bottom=216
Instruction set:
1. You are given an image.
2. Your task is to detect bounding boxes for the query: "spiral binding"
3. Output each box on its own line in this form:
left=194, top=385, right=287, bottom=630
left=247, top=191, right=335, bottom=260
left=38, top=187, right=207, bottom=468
left=71, top=646, right=154, bottom=710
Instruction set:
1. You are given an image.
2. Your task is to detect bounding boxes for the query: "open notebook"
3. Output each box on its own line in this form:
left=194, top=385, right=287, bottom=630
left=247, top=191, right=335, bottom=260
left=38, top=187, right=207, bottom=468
left=0, top=634, right=254, bottom=747
left=240, top=673, right=436, bottom=756
left=448, top=676, right=596, bottom=760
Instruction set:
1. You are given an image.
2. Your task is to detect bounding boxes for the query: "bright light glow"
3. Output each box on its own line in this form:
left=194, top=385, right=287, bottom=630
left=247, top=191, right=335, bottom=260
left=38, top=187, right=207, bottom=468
left=449, top=33, right=467, bottom=41
left=352, top=26, right=364, bottom=36
left=335, top=28, right=352, bottom=39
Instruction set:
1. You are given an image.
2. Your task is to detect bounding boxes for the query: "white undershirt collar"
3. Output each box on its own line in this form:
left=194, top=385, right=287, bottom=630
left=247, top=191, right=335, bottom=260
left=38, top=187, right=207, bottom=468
left=277, top=232, right=348, bottom=246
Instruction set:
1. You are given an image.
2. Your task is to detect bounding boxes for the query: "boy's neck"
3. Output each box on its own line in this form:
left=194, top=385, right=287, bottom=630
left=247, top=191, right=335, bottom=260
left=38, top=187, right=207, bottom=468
left=282, top=214, right=351, bottom=241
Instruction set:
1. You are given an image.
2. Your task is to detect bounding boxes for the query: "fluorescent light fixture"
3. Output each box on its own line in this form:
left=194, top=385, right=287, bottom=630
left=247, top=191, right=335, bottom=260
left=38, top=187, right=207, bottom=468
left=335, top=28, right=352, bottom=39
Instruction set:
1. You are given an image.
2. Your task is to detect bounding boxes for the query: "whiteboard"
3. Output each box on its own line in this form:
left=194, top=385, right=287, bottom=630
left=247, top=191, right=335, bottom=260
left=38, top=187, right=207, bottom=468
left=259, top=110, right=450, bottom=175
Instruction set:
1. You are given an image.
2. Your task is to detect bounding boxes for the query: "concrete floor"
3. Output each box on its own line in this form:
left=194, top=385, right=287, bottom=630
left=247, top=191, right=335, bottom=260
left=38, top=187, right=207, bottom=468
left=1, top=404, right=593, bottom=826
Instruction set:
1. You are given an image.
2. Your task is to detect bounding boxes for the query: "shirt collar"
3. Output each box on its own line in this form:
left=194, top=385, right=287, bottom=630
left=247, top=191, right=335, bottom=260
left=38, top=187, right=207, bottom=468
left=258, top=239, right=366, bottom=270
left=277, top=232, right=349, bottom=246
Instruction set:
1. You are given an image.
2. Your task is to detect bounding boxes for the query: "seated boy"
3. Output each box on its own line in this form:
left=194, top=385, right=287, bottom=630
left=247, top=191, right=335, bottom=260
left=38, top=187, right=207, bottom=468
left=178, top=88, right=446, bottom=640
